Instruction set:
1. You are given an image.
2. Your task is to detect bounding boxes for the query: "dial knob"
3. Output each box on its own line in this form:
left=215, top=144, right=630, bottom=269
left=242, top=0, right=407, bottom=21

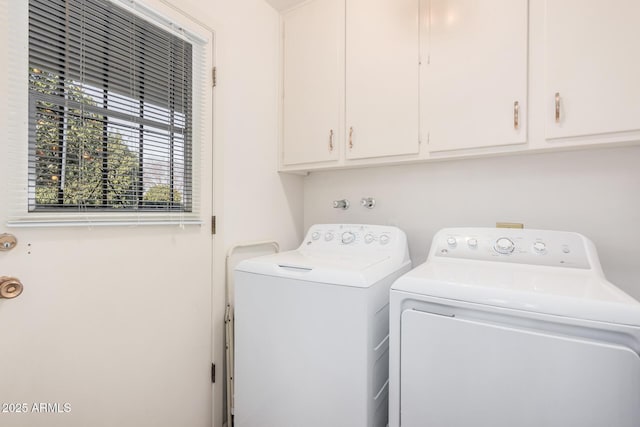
left=324, top=232, right=334, bottom=241
left=494, top=237, right=515, bottom=254
left=379, top=235, right=390, bottom=245
left=364, top=233, right=375, bottom=244
left=341, top=232, right=356, bottom=244
left=447, top=237, right=457, bottom=247
left=467, top=238, right=478, bottom=248
left=311, top=231, right=321, bottom=240
left=533, top=241, right=547, bottom=254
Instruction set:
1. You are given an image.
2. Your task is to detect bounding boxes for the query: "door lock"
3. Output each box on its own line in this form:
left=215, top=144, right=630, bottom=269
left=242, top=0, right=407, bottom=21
left=0, top=234, right=18, bottom=251
left=0, top=277, right=24, bottom=299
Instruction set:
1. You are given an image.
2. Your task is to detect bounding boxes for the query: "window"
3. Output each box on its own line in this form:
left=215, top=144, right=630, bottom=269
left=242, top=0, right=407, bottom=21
left=28, top=0, right=194, bottom=213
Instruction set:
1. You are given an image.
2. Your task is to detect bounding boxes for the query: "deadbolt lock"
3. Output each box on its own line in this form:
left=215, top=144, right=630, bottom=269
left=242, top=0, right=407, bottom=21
left=0, top=233, right=18, bottom=251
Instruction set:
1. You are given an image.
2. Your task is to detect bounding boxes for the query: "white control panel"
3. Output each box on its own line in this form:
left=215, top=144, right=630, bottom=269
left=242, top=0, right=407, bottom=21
left=303, top=224, right=405, bottom=255
left=432, top=228, right=593, bottom=269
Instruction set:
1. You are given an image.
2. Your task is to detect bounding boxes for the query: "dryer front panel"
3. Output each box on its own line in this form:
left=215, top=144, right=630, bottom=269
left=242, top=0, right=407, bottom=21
left=400, top=309, right=640, bottom=427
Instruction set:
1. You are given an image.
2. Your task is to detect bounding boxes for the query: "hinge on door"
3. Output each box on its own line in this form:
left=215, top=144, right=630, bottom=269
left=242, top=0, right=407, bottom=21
left=211, top=216, right=217, bottom=235
left=211, top=363, right=216, bottom=383
left=212, top=67, right=217, bottom=88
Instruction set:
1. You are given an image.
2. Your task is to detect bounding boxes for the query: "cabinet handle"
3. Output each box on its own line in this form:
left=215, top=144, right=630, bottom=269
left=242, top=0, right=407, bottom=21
left=555, top=92, right=561, bottom=123
left=349, top=127, right=354, bottom=149
left=328, top=129, right=334, bottom=151
left=513, top=101, right=519, bottom=129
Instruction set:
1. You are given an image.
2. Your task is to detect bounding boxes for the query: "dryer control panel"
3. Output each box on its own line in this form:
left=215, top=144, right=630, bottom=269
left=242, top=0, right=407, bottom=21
left=432, top=228, right=596, bottom=270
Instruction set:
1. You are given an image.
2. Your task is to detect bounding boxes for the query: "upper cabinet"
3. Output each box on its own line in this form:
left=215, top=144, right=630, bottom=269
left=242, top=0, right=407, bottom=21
left=345, top=0, right=420, bottom=160
left=422, top=0, right=528, bottom=153
left=281, top=0, right=344, bottom=166
left=280, top=0, right=420, bottom=170
left=545, top=0, right=640, bottom=143
left=279, top=0, right=640, bottom=173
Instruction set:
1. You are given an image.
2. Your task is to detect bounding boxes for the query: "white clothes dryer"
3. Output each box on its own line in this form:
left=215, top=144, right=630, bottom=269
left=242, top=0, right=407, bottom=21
left=234, top=224, right=411, bottom=427
left=389, top=227, right=640, bottom=427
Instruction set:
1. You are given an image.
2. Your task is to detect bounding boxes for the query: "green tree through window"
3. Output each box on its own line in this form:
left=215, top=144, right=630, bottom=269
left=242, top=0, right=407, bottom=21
left=31, top=68, right=140, bottom=207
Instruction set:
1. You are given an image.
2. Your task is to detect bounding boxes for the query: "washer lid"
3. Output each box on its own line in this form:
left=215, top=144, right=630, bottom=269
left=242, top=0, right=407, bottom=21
left=236, top=250, right=409, bottom=288
left=392, top=258, right=640, bottom=327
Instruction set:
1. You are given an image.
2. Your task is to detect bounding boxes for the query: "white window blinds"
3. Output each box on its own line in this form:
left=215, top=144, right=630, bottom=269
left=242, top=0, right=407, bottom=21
left=28, top=0, right=195, bottom=213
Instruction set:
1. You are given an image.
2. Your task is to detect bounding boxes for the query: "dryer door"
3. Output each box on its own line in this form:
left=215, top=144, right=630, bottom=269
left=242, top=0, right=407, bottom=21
left=400, top=309, right=640, bottom=427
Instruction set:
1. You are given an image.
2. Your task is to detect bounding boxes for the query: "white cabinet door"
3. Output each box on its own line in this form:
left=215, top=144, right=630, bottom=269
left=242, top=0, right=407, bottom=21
left=545, top=0, right=640, bottom=141
left=345, top=0, right=420, bottom=160
left=423, top=0, right=528, bottom=152
left=282, top=0, right=344, bottom=166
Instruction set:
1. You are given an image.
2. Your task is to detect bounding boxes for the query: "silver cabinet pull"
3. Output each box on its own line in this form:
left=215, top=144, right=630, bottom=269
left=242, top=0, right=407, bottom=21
left=555, top=92, right=561, bottom=122
left=0, top=277, right=23, bottom=299
left=349, top=127, right=354, bottom=149
left=514, top=101, right=520, bottom=129
left=328, top=129, right=334, bottom=152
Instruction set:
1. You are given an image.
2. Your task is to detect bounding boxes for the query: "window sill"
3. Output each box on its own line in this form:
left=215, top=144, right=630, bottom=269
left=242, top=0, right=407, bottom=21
left=6, top=213, right=203, bottom=228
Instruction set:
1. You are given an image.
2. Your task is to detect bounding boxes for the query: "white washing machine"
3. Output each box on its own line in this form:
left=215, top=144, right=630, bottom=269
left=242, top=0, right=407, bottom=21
left=389, top=227, right=640, bottom=427
left=234, top=224, right=411, bottom=427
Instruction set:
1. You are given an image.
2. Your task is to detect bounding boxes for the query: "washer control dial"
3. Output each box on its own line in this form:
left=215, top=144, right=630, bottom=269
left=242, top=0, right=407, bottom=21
left=341, top=231, right=356, bottom=244
left=447, top=237, right=457, bottom=247
left=311, top=231, right=321, bottom=240
left=364, top=233, right=375, bottom=244
left=379, top=235, right=390, bottom=245
left=532, top=241, right=547, bottom=254
left=324, top=232, right=334, bottom=242
left=467, top=238, right=478, bottom=248
left=494, top=237, right=515, bottom=254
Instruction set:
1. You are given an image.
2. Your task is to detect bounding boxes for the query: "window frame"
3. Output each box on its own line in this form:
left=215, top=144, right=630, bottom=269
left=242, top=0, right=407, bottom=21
left=5, top=0, right=211, bottom=227
left=28, top=0, right=193, bottom=213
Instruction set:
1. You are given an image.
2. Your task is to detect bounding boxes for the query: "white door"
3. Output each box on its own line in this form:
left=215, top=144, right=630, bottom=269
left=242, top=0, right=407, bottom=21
left=400, top=309, right=640, bottom=427
left=346, top=0, right=420, bottom=160
left=282, top=0, right=344, bottom=166
left=545, top=0, right=640, bottom=141
left=0, top=2, right=214, bottom=427
left=423, top=0, right=528, bottom=152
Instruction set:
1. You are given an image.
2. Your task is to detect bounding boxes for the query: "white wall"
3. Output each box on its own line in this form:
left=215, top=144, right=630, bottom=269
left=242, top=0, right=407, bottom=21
left=163, top=1, right=304, bottom=426
left=304, top=145, right=640, bottom=301
left=170, top=0, right=303, bottom=249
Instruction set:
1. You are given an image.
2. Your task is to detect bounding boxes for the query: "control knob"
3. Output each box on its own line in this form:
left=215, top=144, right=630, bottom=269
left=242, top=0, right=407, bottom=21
left=364, top=233, right=375, bottom=244
left=494, top=237, right=515, bottom=254
left=341, top=232, right=356, bottom=244
left=447, top=237, right=457, bottom=247
left=533, top=241, right=547, bottom=254
left=311, top=231, right=321, bottom=240
left=467, top=238, right=478, bottom=248
left=379, top=235, right=390, bottom=245
left=324, top=232, right=334, bottom=241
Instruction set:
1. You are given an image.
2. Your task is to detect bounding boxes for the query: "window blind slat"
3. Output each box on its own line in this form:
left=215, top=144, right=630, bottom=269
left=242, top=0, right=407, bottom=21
left=30, top=25, right=192, bottom=109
